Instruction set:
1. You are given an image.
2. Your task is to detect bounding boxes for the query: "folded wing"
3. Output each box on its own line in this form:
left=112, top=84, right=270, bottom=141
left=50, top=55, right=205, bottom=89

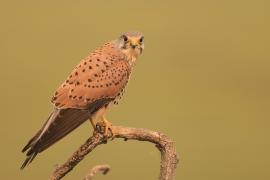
left=21, top=98, right=112, bottom=169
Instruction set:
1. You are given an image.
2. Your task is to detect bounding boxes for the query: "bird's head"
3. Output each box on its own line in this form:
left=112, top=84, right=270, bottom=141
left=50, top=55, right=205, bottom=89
left=116, top=31, right=144, bottom=62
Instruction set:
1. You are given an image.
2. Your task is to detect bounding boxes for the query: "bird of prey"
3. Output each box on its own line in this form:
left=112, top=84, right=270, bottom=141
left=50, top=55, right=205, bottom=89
left=21, top=31, right=144, bottom=169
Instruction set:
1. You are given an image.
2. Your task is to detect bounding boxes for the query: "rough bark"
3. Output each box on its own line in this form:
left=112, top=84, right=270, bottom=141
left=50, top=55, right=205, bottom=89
left=84, top=164, right=110, bottom=180
left=49, top=122, right=179, bottom=180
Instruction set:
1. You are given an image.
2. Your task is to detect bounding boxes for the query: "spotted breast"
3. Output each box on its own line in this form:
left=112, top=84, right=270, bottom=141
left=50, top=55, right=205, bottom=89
left=51, top=42, right=133, bottom=109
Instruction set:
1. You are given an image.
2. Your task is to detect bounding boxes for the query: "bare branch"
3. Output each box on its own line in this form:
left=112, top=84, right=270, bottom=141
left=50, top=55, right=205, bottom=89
left=49, top=122, right=179, bottom=180
left=84, top=164, right=110, bottom=180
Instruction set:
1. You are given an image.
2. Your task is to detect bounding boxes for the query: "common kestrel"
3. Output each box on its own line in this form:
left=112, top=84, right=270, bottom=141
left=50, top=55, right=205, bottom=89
left=21, top=31, right=144, bottom=169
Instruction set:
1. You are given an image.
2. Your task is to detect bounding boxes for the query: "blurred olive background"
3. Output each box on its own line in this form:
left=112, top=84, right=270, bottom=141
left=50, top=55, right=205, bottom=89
left=1, top=0, right=270, bottom=179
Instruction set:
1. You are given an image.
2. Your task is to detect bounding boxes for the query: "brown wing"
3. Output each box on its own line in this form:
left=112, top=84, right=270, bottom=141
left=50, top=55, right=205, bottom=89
left=51, top=42, right=130, bottom=109
left=21, top=98, right=113, bottom=169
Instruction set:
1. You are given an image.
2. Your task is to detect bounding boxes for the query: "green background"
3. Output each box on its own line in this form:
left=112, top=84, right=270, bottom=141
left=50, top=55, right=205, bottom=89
left=1, top=0, right=269, bottom=179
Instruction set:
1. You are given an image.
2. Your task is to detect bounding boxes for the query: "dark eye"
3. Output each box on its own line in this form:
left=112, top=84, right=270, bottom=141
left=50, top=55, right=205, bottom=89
left=122, top=35, right=128, bottom=42
left=139, top=36, right=144, bottom=43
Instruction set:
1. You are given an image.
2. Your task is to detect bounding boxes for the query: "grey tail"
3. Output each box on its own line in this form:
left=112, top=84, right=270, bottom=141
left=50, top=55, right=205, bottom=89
left=20, top=98, right=112, bottom=169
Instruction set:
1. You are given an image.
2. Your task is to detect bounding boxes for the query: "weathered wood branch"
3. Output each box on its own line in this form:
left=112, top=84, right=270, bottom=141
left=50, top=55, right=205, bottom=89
left=84, top=164, right=110, bottom=180
left=49, top=122, right=179, bottom=180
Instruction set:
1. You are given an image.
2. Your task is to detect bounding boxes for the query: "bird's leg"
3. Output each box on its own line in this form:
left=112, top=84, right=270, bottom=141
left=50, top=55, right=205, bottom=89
left=101, top=115, right=114, bottom=138
left=90, top=107, right=114, bottom=138
left=89, top=118, right=96, bottom=129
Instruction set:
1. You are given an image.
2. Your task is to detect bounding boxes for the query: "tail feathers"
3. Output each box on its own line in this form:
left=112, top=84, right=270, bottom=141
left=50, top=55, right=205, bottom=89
left=20, top=118, right=50, bottom=169
left=21, top=130, right=42, bottom=153
left=22, top=112, right=53, bottom=153
left=20, top=152, right=37, bottom=170
left=20, top=98, right=112, bottom=170
left=20, top=113, right=54, bottom=169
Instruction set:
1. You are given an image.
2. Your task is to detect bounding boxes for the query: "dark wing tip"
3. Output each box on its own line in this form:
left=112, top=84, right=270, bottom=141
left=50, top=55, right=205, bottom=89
left=22, top=144, right=30, bottom=153
left=20, top=152, right=38, bottom=170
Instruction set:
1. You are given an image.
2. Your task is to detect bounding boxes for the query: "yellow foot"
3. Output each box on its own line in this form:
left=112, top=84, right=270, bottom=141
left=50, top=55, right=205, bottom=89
left=100, top=119, right=114, bottom=139
left=96, top=119, right=114, bottom=139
